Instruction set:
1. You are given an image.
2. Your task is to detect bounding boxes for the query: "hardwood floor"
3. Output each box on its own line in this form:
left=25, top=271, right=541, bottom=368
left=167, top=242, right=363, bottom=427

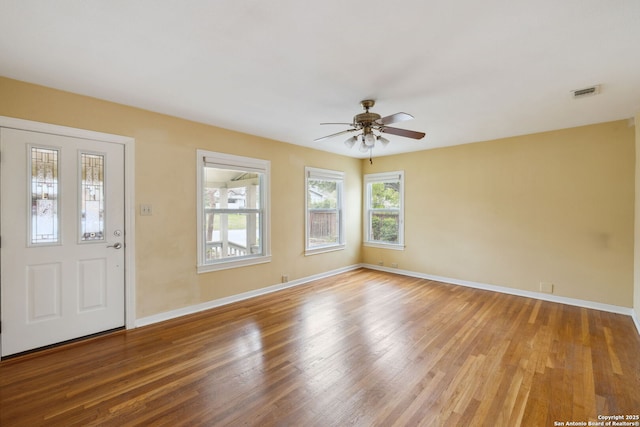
left=1, top=268, right=639, bottom=426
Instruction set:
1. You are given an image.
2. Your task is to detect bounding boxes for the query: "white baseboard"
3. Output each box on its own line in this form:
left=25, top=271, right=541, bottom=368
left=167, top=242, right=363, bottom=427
left=135, top=262, right=640, bottom=337
left=135, top=264, right=361, bottom=328
left=363, top=264, right=639, bottom=334
left=632, top=311, right=640, bottom=336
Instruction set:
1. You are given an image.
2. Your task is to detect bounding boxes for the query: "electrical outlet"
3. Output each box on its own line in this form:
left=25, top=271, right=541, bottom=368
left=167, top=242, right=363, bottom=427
left=539, top=282, right=554, bottom=293
left=140, top=204, right=153, bottom=216
left=282, top=274, right=289, bottom=283
left=391, top=263, right=398, bottom=268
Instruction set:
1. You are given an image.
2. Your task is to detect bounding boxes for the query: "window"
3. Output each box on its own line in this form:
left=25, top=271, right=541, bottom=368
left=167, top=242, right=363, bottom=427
left=197, top=150, right=270, bottom=272
left=305, top=167, right=345, bottom=254
left=364, top=171, right=404, bottom=249
left=30, top=146, right=60, bottom=245
left=79, top=152, right=105, bottom=242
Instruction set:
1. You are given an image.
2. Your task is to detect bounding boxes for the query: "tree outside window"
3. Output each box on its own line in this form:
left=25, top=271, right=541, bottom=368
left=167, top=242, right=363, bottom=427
left=364, top=171, right=404, bottom=248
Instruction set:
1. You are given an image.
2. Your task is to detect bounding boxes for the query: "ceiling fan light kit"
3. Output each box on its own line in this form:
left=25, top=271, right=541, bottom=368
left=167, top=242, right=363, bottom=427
left=364, top=132, right=376, bottom=147
left=344, top=135, right=358, bottom=149
left=378, top=135, right=390, bottom=147
left=315, top=100, right=426, bottom=163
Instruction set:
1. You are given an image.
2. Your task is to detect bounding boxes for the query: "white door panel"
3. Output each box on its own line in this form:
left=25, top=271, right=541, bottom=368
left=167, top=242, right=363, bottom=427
left=1, top=128, right=125, bottom=356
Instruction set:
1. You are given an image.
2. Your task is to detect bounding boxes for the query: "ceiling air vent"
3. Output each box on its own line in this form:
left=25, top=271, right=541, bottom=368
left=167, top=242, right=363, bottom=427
left=571, top=85, right=601, bottom=99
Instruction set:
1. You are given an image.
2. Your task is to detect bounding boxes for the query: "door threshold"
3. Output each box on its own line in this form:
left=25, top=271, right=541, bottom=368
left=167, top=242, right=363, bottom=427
left=1, top=327, right=125, bottom=363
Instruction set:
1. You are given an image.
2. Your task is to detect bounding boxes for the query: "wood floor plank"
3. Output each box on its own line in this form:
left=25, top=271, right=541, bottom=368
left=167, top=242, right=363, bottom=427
left=1, top=268, right=639, bottom=426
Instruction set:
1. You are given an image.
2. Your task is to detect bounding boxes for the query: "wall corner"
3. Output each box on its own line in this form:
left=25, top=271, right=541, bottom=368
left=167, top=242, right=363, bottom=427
left=634, top=112, right=640, bottom=332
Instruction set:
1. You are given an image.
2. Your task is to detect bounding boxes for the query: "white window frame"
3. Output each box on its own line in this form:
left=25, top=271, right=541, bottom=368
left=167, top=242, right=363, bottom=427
left=363, top=170, right=405, bottom=250
left=196, top=150, right=271, bottom=273
left=305, top=167, right=345, bottom=255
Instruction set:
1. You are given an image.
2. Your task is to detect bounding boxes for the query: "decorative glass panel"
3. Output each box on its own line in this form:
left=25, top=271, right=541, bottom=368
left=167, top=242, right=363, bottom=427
left=31, top=147, right=60, bottom=244
left=80, top=153, right=105, bottom=241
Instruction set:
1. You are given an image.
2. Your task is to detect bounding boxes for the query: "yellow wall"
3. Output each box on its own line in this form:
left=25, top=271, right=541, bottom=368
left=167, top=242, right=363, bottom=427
left=362, top=121, right=635, bottom=307
left=635, top=112, right=640, bottom=319
left=0, top=77, right=362, bottom=318
left=1, top=77, right=635, bottom=316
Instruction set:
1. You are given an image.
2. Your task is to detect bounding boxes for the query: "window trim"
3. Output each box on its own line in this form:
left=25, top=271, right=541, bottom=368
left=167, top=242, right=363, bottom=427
left=196, top=150, right=271, bottom=273
left=305, top=166, right=345, bottom=256
left=363, top=170, right=405, bottom=250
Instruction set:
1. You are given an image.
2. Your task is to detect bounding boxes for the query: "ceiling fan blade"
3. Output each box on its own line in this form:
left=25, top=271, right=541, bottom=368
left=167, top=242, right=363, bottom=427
left=320, top=122, right=354, bottom=126
left=376, top=112, right=414, bottom=126
left=380, top=126, right=426, bottom=140
left=314, top=129, right=356, bottom=142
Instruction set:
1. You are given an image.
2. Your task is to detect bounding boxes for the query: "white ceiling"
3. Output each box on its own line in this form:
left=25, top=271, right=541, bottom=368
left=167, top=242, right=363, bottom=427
left=1, top=0, right=639, bottom=158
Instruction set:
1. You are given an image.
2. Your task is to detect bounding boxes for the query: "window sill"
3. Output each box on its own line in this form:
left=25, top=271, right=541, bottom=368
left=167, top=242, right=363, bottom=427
left=305, top=244, right=346, bottom=256
left=197, top=255, right=272, bottom=273
left=363, top=242, right=405, bottom=251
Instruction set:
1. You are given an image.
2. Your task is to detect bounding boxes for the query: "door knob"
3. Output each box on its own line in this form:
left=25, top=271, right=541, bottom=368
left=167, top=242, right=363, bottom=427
left=107, top=242, right=123, bottom=249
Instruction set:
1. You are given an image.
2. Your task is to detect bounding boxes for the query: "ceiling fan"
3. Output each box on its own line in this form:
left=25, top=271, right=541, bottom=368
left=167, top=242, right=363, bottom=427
left=314, top=100, right=425, bottom=162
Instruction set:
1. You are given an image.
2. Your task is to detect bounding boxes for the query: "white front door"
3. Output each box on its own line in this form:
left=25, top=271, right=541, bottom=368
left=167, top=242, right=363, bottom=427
left=1, top=128, right=125, bottom=357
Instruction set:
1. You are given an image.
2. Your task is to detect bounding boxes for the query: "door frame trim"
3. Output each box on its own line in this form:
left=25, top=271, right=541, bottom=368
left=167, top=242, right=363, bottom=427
left=0, top=116, right=137, bottom=336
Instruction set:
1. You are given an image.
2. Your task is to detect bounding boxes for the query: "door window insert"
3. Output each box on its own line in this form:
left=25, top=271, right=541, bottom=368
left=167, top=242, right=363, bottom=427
left=30, top=146, right=60, bottom=245
left=79, top=152, right=105, bottom=242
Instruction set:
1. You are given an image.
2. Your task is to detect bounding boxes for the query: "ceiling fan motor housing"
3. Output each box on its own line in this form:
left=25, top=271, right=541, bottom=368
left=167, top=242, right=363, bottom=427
left=355, top=99, right=381, bottom=127
left=354, top=112, right=381, bottom=126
